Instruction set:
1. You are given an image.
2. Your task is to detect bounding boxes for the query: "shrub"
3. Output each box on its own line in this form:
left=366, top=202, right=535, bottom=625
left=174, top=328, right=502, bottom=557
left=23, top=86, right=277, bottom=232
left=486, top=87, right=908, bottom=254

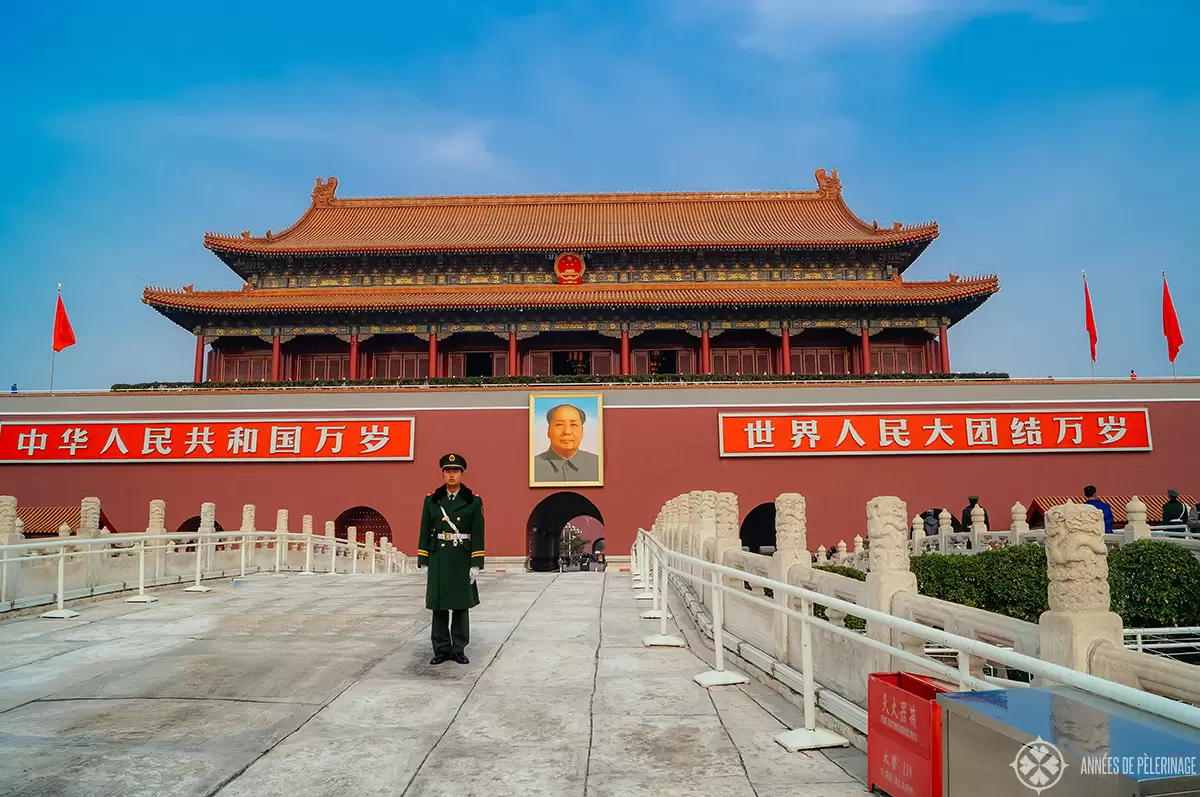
left=1108, top=541, right=1200, bottom=628
left=814, top=564, right=867, bottom=630
left=973, top=544, right=1049, bottom=624
left=911, top=553, right=985, bottom=610
left=912, top=542, right=1200, bottom=627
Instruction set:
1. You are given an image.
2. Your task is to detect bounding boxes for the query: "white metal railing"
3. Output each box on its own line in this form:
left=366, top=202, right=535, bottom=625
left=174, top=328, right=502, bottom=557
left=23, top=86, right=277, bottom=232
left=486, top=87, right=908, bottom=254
left=1125, top=627, right=1200, bottom=659
left=0, top=529, right=415, bottom=617
left=631, top=529, right=1200, bottom=735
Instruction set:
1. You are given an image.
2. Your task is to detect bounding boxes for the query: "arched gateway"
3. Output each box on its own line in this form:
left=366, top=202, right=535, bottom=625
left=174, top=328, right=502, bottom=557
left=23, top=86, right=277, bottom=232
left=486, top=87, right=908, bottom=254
left=526, top=492, right=604, bottom=572
left=335, top=506, right=392, bottom=545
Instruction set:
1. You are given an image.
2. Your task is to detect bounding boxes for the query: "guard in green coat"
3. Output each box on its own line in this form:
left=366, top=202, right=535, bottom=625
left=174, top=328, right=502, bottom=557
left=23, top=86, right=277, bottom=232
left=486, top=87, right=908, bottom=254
left=417, top=453, right=485, bottom=665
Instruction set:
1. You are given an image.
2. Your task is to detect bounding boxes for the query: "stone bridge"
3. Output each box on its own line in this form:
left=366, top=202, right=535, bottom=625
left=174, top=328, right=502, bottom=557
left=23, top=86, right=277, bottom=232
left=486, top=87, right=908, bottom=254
left=0, top=570, right=867, bottom=797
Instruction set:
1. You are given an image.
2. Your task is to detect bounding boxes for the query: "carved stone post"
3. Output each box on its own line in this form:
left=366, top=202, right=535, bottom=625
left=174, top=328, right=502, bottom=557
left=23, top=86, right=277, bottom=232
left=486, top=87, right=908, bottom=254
left=148, top=499, right=166, bottom=581
left=325, top=520, right=336, bottom=573
left=1123, top=497, right=1151, bottom=543
left=274, top=509, right=288, bottom=571
left=1038, top=502, right=1123, bottom=677
left=79, top=496, right=103, bottom=587
left=865, top=496, right=917, bottom=671
left=687, top=490, right=705, bottom=562
left=714, top=492, right=741, bottom=600
left=199, top=501, right=216, bottom=573
left=938, top=508, right=952, bottom=553
left=772, top=493, right=808, bottom=661
left=0, top=496, right=21, bottom=602
left=698, top=490, right=718, bottom=562
left=911, top=515, right=924, bottom=557
left=1010, top=502, right=1029, bottom=546
left=970, top=504, right=987, bottom=549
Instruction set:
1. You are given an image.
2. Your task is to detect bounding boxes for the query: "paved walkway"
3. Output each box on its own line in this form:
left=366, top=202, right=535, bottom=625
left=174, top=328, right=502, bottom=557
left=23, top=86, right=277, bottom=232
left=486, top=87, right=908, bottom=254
left=0, top=571, right=868, bottom=797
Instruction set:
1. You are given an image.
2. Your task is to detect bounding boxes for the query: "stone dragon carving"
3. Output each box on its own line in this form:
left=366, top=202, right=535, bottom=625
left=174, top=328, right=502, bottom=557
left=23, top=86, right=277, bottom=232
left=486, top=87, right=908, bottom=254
left=867, top=496, right=910, bottom=573
left=774, top=493, right=808, bottom=554
left=1044, top=502, right=1110, bottom=614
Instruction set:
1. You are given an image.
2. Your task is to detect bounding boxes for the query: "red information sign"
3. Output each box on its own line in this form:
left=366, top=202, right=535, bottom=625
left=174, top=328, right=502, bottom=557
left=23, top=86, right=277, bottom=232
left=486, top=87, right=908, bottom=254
left=719, top=408, right=1151, bottom=457
left=868, top=672, right=954, bottom=797
left=0, top=417, right=414, bottom=463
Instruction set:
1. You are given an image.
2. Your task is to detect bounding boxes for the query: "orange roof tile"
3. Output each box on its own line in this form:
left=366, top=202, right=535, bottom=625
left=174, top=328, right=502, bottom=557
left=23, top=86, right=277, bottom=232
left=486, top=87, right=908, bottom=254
left=203, top=170, right=938, bottom=255
left=144, top=276, right=998, bottom=315
left=1027, top=494, right=1195, bottom=526
left=16, top=506, right=118, bottom=536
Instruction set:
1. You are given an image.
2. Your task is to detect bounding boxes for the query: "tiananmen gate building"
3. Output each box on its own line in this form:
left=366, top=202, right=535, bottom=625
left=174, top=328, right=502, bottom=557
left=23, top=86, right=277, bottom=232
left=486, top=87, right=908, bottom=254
left=3, top=170, right=1197, bottom=569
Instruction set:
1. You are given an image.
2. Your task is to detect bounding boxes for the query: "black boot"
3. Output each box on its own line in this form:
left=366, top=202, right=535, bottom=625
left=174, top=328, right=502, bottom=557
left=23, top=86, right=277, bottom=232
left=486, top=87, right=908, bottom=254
left=430, top=653, right=449, bottom=665
left=453, top=653, right=469, bottom=664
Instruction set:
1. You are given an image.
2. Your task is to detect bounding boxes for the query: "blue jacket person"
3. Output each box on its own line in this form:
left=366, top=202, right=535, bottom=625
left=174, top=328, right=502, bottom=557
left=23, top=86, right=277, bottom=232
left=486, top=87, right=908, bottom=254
left=417, top=453, right=485, bottom=665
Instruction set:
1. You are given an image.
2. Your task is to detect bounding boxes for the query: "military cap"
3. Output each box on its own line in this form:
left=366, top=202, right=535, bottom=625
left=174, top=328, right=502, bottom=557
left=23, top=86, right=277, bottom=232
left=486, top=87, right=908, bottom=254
left=439, top=452, right=467, bottom=471
left=1168, top=489, right=1179, bottom=497
left=968, top=495, right=979, bottom=501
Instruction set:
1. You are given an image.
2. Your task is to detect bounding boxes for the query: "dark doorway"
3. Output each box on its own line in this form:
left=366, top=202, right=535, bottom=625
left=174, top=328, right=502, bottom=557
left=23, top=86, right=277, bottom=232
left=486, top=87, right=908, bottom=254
left=176, top=516, right=225, bottom=533
left=645, top=350, right=679, bottom=374
left=739, top=502, right=776, bottom=554
left=551, top=351, right=591, bottom=376
left=176, top=516, right=224, bottom=552
left=526, top=492, right=604, bottom=571
left=464, top=352, right=494, bottom=377
left=335, top=506, right=392, bottom=545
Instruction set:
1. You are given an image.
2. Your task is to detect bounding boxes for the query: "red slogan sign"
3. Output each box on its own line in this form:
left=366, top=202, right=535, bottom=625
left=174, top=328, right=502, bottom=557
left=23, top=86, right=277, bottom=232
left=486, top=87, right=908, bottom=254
left=0, top=418, right=415, bottom=463
left=719, top=408, right=1151, bottom=457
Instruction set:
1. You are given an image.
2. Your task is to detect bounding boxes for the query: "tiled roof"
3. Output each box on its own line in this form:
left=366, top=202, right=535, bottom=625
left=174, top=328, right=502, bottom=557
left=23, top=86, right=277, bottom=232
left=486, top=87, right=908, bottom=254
left=203, top=170, right=939, bottom=255
left=16, top=506, right=116, bottom=536
left=1027, top=494, right=1195, bottom=526
left=143, top=276, right=998, bottom=315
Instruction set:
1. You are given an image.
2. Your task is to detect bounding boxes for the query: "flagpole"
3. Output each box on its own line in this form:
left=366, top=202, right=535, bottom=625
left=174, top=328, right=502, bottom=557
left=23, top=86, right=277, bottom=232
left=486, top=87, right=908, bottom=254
left=50, top=283, right=60, bottom=392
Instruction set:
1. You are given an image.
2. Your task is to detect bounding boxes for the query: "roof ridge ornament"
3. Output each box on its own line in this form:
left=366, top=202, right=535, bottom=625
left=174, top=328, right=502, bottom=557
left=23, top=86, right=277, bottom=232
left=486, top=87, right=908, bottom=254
left=814, top=168, right=841, bottom=198
left=312, top=176, right=339, bottom=207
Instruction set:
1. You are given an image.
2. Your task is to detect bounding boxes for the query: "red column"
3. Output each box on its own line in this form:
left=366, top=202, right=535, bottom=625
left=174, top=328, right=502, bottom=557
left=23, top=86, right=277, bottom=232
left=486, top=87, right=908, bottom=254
left=428, top=331, right=439, bottom=378
left=781, top=326, right=792, bottom=375
left=938, top=324, right=950, bottom=372
left=700, top=329, right=711, bottom=374
left=620, top=331, right=630, bottom=375
left=270, top=328, right=280, bottom=379
left=860, top=328, right=871, bottom=375
left=193, top=336, right=205, bottom=383
left=349, top=334, right=359, bottom=380
left=508, top=332, right=518, bottom=376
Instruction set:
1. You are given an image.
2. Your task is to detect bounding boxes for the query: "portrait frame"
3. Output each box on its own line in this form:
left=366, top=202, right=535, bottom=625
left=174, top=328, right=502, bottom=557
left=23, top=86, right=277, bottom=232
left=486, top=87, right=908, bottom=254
left=529, top=392, right=604, bottom=487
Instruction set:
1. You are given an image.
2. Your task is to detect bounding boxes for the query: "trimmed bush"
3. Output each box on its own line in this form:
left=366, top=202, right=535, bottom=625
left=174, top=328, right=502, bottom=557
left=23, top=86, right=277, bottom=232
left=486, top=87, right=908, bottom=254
left=814, top=564, right=867, bottom=630
left=913, top=541, right=1200, bottom=627
left=1108, top=540, right=1200, bottom=628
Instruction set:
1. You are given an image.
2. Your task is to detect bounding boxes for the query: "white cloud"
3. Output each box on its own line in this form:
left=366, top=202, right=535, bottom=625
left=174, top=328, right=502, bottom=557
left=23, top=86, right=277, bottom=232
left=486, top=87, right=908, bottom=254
left=676, top=0, right=1090, bottom=58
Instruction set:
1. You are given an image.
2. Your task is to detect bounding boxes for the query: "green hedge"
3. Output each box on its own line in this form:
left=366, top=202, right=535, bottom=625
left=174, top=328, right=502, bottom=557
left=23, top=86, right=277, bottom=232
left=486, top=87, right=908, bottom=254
left=814, top=564, right=867, bottom=630
left=111, top=371, right=1010, bottom=391
left=1109, top=541, right=1200, bottom=627
left=912, top=541, right=1200, bottom=627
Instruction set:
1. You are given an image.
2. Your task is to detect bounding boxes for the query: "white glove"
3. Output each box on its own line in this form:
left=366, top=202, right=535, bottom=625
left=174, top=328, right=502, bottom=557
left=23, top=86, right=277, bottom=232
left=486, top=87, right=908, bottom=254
left=469, top=567, right=479, bottom=584
left=419, top=566, right=427, bottom=578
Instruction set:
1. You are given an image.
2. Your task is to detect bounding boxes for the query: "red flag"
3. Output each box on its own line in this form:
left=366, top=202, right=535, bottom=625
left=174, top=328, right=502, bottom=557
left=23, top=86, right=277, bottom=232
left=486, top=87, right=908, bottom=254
left=1163, top=273, right=1184, bottom=362
left=1083, top=274, right=1098, bottom=362
left=53, top=293, right=75, bottom=352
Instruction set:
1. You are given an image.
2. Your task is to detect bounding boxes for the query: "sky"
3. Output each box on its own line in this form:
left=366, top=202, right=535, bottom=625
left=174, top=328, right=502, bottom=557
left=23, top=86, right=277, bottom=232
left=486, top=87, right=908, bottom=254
left=1, top=0, right=1196, bottom=390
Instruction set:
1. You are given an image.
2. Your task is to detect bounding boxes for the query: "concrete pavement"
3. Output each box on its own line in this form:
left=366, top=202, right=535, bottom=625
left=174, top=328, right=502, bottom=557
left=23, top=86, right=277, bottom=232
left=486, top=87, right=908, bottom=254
left=0, top=570, right=868, bottom=797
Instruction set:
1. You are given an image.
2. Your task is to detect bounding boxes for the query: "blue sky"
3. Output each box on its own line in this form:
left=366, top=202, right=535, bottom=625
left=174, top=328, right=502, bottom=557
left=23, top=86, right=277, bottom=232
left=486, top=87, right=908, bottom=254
left=1, top=0, right=1196, bottom=389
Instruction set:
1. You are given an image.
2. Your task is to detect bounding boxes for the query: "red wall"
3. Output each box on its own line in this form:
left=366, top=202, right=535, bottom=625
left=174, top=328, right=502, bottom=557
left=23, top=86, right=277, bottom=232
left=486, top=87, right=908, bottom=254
left=1, top=396, right=1196, bottom=557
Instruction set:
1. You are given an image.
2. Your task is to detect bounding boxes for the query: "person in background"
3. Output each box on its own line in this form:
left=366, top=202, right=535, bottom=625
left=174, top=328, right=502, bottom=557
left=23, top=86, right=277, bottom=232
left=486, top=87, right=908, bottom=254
left=1083, top=485, right=1113, bottom=534
left=1162, top=490, right=1188, bottom=530
left=960, top=496, right=989, bottom=530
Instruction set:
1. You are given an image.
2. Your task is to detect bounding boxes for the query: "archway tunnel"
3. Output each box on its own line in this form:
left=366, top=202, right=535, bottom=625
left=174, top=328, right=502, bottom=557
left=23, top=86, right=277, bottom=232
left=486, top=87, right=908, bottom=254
left=526, top=492, right=604, bottom=571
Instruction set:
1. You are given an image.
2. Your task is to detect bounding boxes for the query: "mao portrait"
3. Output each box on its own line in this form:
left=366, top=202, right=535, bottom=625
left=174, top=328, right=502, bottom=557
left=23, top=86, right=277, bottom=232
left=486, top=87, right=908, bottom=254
left=529, top=393, right=603, bottom=487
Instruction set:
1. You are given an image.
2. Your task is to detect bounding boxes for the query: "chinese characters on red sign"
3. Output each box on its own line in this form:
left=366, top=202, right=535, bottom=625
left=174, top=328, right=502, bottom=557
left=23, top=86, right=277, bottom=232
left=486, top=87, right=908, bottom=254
left=719, top=409, right=1151, bottom=456
left=0, top=418, right=415, bottom=463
